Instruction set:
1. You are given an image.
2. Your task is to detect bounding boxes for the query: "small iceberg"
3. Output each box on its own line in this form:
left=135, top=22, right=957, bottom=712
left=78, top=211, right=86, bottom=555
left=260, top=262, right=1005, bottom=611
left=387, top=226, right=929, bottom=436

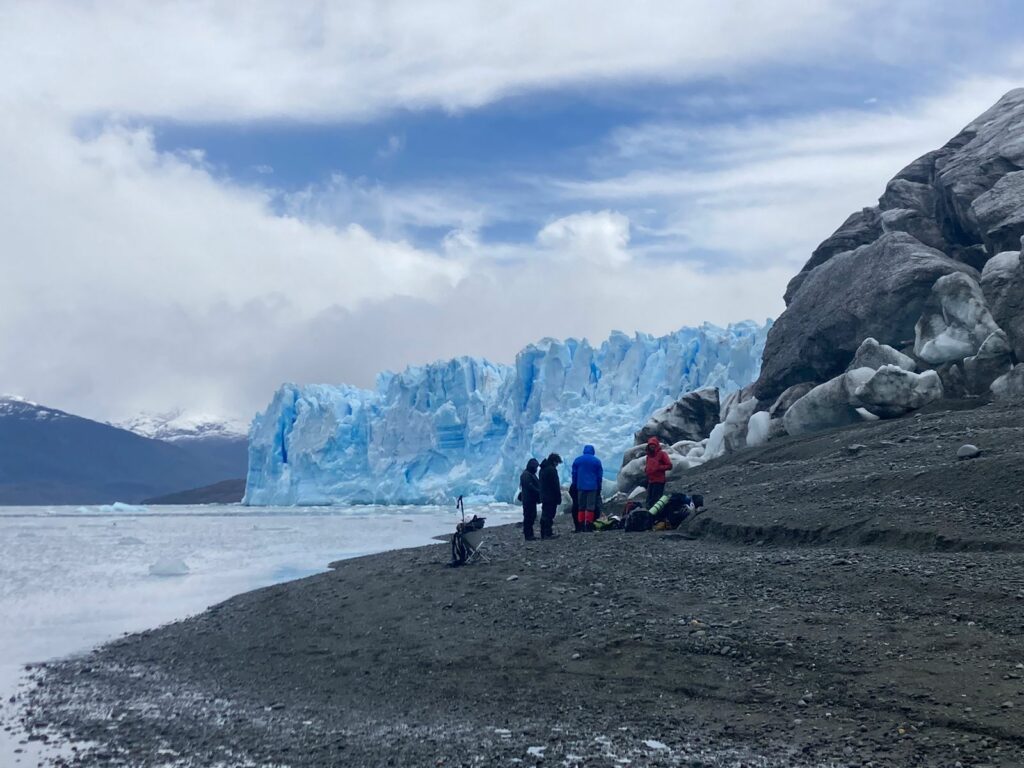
left=102, top=502, right=148, bottom=513
left=149, top=558, right=190, bottom=577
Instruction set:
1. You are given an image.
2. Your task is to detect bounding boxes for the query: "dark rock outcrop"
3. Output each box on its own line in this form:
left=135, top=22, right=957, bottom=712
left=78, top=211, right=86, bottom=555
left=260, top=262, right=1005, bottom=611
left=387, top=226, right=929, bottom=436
left=962, top=331, right=1014, bottom=396
left=991, top=363, right=1024, bottom=400
left=980, top=241, right=1024, bottom=360
left=755, top=233, right=976, bottom=400
left=767, top=382, right=816, bottom=420
left=634, top=387, right=719, bottom=445
left=756, top=88, right=1024, bottom=402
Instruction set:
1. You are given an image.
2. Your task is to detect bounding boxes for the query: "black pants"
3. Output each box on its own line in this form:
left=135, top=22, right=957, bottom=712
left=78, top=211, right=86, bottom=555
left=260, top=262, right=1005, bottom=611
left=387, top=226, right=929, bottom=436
left=568, top=487, right=581, bottom=532
left=540, top=502, right=558, bottom=538
left=647, top=482, right=665, bottom=511
left=523, top=501, right=537, bottom=540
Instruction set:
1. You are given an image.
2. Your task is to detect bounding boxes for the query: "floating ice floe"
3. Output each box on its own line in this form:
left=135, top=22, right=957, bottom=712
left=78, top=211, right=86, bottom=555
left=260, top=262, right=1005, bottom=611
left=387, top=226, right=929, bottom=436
left=149, top=558, right=190, bottom=577
left=100, top=502, right=148, bottom=513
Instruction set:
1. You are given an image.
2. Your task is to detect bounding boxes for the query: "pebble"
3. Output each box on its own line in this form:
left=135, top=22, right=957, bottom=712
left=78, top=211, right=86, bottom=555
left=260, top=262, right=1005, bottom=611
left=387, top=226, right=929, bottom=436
left=956, top=444, right=981, bottom=460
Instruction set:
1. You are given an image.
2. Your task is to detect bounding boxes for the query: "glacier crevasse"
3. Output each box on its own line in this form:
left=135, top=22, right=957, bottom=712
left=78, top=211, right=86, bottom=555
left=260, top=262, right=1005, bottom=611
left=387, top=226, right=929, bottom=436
left=244, top=320, right=770, bottom=505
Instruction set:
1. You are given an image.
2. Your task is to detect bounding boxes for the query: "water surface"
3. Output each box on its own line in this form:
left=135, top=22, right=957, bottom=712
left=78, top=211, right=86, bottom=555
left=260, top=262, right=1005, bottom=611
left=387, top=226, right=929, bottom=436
left=0, top=502, right=518, bottom=762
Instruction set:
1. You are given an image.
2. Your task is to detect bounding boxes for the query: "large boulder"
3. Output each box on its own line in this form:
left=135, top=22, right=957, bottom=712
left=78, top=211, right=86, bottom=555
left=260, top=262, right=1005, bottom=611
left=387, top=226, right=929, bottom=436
left=980, top=242, right=1024, bottom=361
left=783, top=208, right=882, bottom=305
left=991, top=364, right=1024, bottom=400
left=768, top=382, right=816, bottom=419
left=880, top=207, right=948, bottom=252
left=616, top=440, right=707, bottom=493
left=852, top=366, right=944, bottom=418
left=969, top=171, right=1024, bottom=256
left=848, top=337, right=916, bottom=372
left=634, top=387, right=720, bottom=446
left=782, top=368, right=875, bottom=437
left=704, top=395, right=758, bottom=461
left=761, top=89, right=1024, bottom=402
left=914, top=272, right=1000, bottom=364
left=962, top=330, right=1013, bottom=396
left=754, top=232, right=977, bottom=401
left=617, top=455, right=647, bottom=492
left=745, top=411, right=772, bottom=448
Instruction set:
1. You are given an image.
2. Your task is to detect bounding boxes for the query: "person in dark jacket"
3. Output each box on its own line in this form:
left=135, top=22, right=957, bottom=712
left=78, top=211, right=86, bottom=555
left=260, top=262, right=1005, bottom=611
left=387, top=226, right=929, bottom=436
left=571, top=445, right=602, bottom=532
left=644, top=436, right=673, bottom=510
left=538, top=453, right=562, bottom=539
left=519, top=458, right=541, bottom=541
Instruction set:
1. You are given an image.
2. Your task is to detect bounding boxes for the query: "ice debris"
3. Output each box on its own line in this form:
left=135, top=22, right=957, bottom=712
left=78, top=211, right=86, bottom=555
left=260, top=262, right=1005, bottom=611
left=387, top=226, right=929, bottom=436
left=149, top=558, right=190, bottom=577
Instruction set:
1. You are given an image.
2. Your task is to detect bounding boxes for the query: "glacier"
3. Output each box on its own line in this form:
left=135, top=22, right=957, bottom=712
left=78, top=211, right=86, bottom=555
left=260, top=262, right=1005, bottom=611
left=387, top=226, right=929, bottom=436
left=244, top=320, right=771, bottom=505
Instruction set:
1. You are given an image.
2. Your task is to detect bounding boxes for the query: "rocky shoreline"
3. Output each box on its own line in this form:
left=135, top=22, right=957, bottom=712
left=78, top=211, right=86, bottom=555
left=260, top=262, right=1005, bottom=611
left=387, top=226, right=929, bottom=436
left=12, top=400, right=1024, bottom=767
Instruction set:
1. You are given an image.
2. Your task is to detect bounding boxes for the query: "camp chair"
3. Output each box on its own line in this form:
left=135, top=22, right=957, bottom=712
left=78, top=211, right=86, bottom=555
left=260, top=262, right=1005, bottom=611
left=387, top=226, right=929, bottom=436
left=450, top=496, right=489, bottom=566
left=461, top=524, right=489, bottom=564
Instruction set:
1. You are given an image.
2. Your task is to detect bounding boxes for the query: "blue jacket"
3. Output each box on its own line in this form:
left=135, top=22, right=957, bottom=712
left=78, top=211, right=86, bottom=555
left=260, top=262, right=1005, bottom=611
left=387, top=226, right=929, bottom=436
left=571, top=445, right=603, bottom=492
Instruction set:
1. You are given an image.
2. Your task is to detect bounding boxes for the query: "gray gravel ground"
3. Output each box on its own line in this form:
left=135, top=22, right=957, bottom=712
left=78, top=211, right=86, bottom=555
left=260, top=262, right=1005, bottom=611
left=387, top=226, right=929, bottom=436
left=9, top=400, right=1024, bottom=767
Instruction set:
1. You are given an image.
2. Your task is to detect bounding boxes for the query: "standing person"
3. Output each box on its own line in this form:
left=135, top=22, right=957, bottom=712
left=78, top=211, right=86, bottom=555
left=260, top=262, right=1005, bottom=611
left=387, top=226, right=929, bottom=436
left=519, top=458, right=541, bottom=541
left=644, top=437, right=673, bottom=510
left=538, top=453, right=563, bottom=539
left=571, top=445, right=603, bottom=532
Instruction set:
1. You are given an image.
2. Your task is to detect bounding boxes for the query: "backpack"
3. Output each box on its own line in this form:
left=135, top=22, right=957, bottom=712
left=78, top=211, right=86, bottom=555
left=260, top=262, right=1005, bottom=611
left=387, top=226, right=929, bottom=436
left=449, top=530, right=468, bottom=567
left=625, top=507, right=653, bottom=532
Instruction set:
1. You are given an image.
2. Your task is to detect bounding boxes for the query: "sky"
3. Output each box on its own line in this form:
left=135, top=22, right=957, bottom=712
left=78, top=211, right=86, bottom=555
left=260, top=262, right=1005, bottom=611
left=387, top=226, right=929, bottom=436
left=2, top=1, right=1024, bottom=425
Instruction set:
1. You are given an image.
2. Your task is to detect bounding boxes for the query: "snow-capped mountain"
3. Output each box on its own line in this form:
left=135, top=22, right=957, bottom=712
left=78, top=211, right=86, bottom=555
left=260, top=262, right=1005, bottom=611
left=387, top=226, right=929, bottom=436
left=0, top=394, right=68, bottom=421
left=114, top=409, right=250, bottom=485
left=114, top=409, right=248, bottom=442
left=0, top=396, right=239, bottom=504
left=244, top=320, right=770, bottom=505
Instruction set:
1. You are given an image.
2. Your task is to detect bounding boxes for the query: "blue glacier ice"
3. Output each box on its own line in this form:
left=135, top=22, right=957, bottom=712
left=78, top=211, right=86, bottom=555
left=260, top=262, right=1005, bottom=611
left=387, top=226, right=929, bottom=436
left=244, top=320, right=771, bottom=505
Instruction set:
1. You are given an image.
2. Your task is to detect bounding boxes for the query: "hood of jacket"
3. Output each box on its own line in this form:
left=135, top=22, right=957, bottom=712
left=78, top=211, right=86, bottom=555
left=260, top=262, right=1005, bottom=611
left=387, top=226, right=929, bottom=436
left=583, top=444, right=595, bottom=456
left=526, top=458, right=539, bottom=473
left=646, top=437, right=662, bottom=450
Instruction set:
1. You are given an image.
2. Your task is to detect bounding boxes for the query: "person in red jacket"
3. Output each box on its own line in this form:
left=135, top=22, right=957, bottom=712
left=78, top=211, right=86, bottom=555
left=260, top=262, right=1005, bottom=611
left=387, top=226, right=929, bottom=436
left=644, top=437, right=672, bottom=510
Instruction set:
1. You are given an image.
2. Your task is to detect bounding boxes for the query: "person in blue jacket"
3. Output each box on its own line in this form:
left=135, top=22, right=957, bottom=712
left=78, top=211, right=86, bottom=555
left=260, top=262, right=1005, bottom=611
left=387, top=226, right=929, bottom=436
left=571, top=445, right=602, bottom=532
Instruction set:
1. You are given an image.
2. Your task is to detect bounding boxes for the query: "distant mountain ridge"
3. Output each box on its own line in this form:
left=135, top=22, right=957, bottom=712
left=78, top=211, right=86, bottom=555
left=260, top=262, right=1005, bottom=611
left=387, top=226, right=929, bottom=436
left=0, top=396, right=248, bottom=505
left=114, top=409, right=248, bottom=442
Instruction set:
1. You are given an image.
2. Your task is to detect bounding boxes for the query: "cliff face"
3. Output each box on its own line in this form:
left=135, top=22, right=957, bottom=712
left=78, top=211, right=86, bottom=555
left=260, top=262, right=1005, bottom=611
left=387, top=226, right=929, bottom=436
left=756, top=88, right=1024, bottom=402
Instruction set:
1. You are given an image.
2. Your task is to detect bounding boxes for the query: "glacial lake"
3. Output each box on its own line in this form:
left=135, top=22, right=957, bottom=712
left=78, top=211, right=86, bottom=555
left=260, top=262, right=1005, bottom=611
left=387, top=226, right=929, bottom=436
left=0, top=502, right=520, bottom=762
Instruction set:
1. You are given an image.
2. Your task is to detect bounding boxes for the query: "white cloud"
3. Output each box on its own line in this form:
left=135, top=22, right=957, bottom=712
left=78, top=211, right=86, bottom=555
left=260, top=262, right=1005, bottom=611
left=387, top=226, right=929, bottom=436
left=0, top=1, right=880, bottom=121
left=0, top=106, right=466, bottom=420
left=1, top=1, right=1022, bottom=425
left=0, top=106, right=783, bottom=422
left=378, top=135, right=405, bottom=159
left=537, top=211, right=631, bottom=267
left=284, top=174, right=491, bottom=241
left=553, top=74, right=1024, bottom=268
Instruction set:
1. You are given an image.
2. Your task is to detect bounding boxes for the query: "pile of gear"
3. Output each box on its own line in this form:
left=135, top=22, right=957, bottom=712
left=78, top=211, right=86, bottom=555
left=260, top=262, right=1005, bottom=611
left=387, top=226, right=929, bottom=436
left=596, top=491, right=705, bottom=532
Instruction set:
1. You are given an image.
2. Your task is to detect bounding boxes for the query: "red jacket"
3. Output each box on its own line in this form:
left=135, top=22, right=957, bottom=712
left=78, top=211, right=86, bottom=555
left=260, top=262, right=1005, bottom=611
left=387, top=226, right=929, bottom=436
left=644, top=437, right=672, bottom=483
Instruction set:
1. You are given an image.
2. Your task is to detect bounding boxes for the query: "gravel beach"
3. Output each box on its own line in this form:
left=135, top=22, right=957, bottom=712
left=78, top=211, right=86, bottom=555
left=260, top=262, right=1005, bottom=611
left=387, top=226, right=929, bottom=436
left=11, top=401, right=1024, bottom=766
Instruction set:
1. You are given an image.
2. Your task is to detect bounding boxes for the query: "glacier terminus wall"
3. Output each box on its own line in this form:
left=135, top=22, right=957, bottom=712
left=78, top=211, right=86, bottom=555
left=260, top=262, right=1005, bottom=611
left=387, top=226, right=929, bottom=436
left=243, top=321, right=770, bottom=505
